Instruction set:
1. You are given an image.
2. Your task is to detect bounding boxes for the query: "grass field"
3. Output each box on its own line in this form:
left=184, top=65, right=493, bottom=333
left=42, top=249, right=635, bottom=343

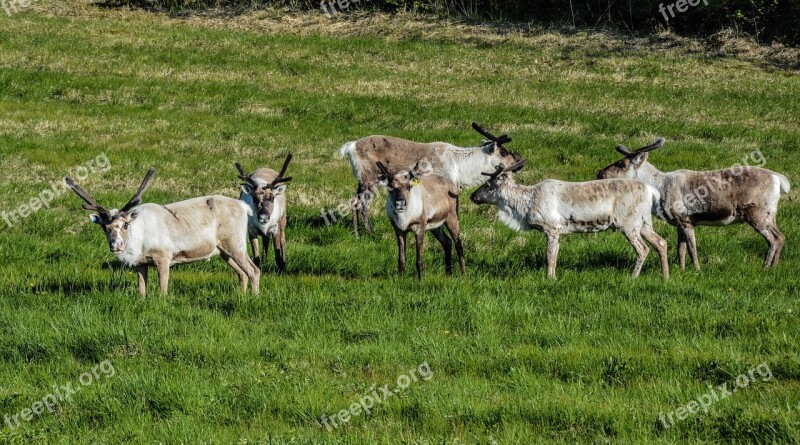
left=0, top=2, right=799, bottom=443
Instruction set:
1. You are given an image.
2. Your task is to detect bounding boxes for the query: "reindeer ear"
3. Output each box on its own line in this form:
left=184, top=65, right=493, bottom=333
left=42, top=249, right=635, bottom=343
left=273, top=184, right=287, bottom=194
left=631, top=151, right=649, bottom=166
left=484, top=141, right=496, bottom=154
left=89, top=214, right=103, bottom=224
left=240, top=184, right=253, bottom=194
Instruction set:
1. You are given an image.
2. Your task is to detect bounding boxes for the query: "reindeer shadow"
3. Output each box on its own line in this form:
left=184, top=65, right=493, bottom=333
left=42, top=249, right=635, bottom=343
left=38, top=278, right=128, bottom=296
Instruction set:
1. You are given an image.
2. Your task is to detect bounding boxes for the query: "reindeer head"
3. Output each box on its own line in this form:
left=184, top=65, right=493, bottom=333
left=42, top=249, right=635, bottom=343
left=65, top=167, right=155, bottom=254
left=377, top=160, right=431, bottom=213
left=596, top=138, right=665, bottom=180
left=472, top=122, right=520, bottom=169
left=236, top=154, right=292, bottom=225
left=470, top=159, right=527, bottom=205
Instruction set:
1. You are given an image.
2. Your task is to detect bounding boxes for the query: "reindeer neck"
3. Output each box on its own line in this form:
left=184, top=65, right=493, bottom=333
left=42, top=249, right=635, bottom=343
left=449, top=145, right=497, bottom=188
left=635, top=162, right=667, bottom=192
left=496, top=176, right=533, bottom=211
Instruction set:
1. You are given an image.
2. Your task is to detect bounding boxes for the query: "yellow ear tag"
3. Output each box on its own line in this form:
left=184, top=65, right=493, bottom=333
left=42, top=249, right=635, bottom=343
left=411, top=178, right=421, bottom=187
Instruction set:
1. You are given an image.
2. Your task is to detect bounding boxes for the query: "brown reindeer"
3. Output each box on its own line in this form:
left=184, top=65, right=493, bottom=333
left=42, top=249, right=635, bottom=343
left=236, top=154, right=292, bottom=272
left=339, top=123, right=519, bottom=235
left=378, top=161, right=466, bottom=279
left=597, top=139, right=790, bottom=269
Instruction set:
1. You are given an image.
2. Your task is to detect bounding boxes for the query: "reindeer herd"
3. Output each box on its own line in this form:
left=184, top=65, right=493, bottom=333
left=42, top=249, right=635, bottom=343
left=65, top=124, right=791, bottom=297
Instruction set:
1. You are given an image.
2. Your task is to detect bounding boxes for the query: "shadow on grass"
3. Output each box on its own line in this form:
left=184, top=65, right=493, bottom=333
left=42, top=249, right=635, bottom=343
left=468, top=249, right=635, bottom=278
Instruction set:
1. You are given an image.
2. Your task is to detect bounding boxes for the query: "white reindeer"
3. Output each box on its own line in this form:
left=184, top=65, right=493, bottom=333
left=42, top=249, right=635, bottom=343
left=235, top=154, right=292, bottom=272
left=471, top=160, right=670, bottom=279
left=65, top=168, right=259, bottom=297
left=597, top=138, right=790, bottom=269
left=339, top=123, right=520, bottom=235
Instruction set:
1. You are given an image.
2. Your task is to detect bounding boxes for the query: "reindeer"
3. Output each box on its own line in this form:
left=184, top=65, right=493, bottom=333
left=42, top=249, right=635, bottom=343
left=235, top=154, right=292, bottom=272
left=596, top=139, right=790, bottom=270
left=471, top=160, right=669, bottom=279
left=377, top=161, right=466, bottom=279
left=339, top=123, right=519, bottom=235
left=65, top=168, right=259, bottom=297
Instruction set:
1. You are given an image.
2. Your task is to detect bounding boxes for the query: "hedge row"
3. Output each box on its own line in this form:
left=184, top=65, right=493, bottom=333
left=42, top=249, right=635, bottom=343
left=111, top=0, right=800, bottom=45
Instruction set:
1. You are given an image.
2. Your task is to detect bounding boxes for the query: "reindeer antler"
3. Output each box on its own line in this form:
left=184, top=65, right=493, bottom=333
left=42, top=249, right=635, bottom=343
left=472, top=122, right=512, bottom=146
left=615, top=144, right=633, bottom=156
left=376, top=161, right=392, bottom=179
left=65, top=176, right=108, bottom=215
left=481, top=158, right=527, bottom=179
left=235, top=162, right=259, bottom=189
left=481, top=163, right=507, bottom=179
left=635, top=138, right=665, bottom=153
left=508, top=159, right=526, bottom=173
left=618, top=138, right=665, bottom=157
left=121, top=167, right=156, bottom=213
left=269, top=153, right=293, bottom=187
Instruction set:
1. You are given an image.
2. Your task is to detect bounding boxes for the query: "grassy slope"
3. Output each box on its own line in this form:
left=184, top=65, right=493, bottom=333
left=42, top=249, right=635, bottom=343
left=0, top=3, right=799, bottom=443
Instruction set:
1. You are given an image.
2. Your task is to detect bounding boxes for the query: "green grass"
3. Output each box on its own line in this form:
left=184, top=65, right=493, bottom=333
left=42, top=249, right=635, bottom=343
left=0, top=3, right=799, bottom=443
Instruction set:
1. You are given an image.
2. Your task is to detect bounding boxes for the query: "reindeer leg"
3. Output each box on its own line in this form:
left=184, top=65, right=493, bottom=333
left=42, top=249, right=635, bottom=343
left=274, top=218, right=287, bottom=273
left=221, top=235, right=260, bottom=294
left=351, top=184, right=362, bottom=238
left=136, top=265, right=148, bottom=298
left=677, top=226, right=688, bottom=271
left=395, top=228, right=407, bottom=275
left=545, top=231, right=560, bottom=279
left=445, top=215, right=465, bottom=275
left=623, top=230, right=649, bottom=278
left=748, top=213, right=784, bottom=269
left=642, top=225, right=670, bottom=280
left=431, top=227, right=453, bottom=275
left=246, top=255, right=260, bottom=294
left=415, top=222, right=426, bottom=280
left=249, top=236, right=261, bottom=268
left=770, top=225, right=785, bottom=268
left=221, top=251, right=248, bottom=292
left=262, top=233, right=271, bottom=271
left=153, top=256, right=170, bottom=297
left=683, top=225, right=700, bottom=271
left=361, top=190, right=374, bottom=235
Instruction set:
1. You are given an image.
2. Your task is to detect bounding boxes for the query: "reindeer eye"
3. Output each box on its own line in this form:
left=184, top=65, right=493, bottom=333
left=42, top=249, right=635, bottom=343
left=124, top=222, right=129, bottom=229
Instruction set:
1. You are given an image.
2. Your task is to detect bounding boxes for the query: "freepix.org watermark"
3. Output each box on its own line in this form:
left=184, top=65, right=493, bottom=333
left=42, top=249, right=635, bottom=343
left=3, top=359, right=116, bottom=430
left=656, top=147, right=767, bottom=221
left=320, top=362, right=433, bottom=431
left=658, top=0, right=708, bottom=22
left=320, top=0, right=374, bottom=18
left=1, top=153, right=111, bottom=230
left=1, top=0, right=31, bottom=16
left=658, top=362, right=772, bottom=429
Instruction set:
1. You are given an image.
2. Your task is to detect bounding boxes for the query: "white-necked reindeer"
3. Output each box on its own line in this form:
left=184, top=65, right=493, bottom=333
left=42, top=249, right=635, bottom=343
left=377, top=161, right=465, bottom=279
left=339, top=123, right=519, bottom=235
left=65, top=168, right=259, bottom=297
left=471, top=160, right=669, bottom=279
left=596, top=139, right=790, bottom=270
left=235, top=154, right=292, bottom=272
